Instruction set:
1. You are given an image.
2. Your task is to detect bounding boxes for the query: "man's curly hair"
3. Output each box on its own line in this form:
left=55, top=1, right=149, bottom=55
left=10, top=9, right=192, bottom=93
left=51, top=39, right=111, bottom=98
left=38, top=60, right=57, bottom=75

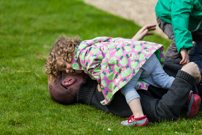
left=45, top=36, right=82, bottom=81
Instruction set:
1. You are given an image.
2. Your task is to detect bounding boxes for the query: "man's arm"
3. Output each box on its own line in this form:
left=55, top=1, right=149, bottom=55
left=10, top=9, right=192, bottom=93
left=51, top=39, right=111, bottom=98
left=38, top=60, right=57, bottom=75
left=139, top=62, right=201, bottom=122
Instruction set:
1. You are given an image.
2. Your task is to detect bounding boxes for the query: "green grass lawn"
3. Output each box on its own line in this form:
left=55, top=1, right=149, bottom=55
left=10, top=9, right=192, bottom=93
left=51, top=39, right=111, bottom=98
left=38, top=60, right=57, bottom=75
left=0, top=0, right=202, bottom=134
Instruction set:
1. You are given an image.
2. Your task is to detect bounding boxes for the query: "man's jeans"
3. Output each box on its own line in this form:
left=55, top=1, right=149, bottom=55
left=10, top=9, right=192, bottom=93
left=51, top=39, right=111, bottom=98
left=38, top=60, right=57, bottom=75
left=189, top=41, right=202, bottom=109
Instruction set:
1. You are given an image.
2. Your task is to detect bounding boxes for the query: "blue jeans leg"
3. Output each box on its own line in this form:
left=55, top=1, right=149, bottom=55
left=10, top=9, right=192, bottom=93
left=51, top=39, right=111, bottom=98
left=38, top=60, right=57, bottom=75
left=120, top=68, right=143, bottom=103
left=140, top=54, right=175, bottom=89
left=120, top=54, right=175, bottom=104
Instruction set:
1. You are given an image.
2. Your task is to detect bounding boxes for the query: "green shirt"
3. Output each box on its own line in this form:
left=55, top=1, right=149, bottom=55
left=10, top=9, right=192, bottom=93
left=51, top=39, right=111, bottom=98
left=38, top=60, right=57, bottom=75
left=155, top=0, right=202, bottom=52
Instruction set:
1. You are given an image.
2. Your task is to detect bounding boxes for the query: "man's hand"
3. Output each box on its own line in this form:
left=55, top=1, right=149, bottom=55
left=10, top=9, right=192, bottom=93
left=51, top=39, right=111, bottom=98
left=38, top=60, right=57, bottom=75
left=180, top=49, right=190, bottom=65
left=181, top=62, right=201, bottom=83
left=132, top=24, right=156, bottom=41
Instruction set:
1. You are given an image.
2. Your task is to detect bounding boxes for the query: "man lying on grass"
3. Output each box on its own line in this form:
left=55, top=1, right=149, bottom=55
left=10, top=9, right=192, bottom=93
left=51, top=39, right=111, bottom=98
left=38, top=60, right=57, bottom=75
left=48, top=61, right=201, bottom=124
left=45, top=24, right=185, bottom=127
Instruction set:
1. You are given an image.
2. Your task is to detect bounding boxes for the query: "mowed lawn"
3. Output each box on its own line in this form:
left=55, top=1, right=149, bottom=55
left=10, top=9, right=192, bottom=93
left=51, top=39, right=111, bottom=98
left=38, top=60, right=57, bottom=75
left=0, top=0, right=202, bottom=134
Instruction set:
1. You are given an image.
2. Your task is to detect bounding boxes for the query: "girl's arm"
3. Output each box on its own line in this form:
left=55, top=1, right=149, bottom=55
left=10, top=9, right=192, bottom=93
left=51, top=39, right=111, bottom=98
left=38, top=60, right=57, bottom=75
left=97, top=80, right=102, bottom=92
left=132, top=24, right=156, bottom=41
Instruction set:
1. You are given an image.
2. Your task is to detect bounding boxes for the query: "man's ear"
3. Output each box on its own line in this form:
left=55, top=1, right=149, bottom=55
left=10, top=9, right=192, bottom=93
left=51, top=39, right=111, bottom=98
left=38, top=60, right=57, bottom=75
left=48, top=76, right=77, bottom=105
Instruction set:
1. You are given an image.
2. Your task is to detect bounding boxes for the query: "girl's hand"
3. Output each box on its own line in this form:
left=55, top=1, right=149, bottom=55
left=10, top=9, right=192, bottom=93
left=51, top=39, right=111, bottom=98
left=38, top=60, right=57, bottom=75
left=97, top=84, right=102, bottom=92
left=66, top=69, right=83, bottom=75
left=132, top=24, right=156, bottom=41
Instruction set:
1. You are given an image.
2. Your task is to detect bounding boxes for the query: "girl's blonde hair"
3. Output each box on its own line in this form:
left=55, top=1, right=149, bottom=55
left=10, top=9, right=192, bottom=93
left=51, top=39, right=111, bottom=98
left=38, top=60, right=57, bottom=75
left=45, top=36, right=82, bottom=81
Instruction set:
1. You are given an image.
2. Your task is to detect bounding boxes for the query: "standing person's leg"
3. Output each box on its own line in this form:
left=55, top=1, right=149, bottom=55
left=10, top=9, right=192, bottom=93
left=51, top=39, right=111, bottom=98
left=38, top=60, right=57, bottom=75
left=120, top=71, right=149, bottom=126
left=189, top=41, right=202, bottom=59
left=156, top=16, right=181, bottom=59
left=189, top=41, right=202, bottom=105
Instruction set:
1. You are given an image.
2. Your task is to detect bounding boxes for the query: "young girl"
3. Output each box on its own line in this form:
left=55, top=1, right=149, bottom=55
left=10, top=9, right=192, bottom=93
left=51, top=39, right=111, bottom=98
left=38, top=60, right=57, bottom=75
left=45, top=25, right=175, bottom=127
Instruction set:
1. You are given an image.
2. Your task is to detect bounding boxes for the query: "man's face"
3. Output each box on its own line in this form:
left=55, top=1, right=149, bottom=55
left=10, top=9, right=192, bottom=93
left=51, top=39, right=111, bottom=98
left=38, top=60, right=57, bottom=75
left=48, top=72, right=86, bottom=104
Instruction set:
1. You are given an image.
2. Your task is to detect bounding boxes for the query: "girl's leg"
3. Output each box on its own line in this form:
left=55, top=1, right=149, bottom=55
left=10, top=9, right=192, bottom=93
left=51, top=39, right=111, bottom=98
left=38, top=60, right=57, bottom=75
left=120, top=73, right=149, bottom=127
left=128, top=98, right=144, bottom=118
left=140, top=54, right=175, bottom=89
left=120, top=70, right=144, bottom=118
left=120, top=64, right=149, bottom=126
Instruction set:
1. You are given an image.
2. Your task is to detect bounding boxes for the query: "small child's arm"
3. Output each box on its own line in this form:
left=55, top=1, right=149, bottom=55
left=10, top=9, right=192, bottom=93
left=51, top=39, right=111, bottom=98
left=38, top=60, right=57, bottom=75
left=97, top=80, right=102, bottom=92
left=132, top=24, right=156, bottom=41
left=179, top=48, right=190, bottom=65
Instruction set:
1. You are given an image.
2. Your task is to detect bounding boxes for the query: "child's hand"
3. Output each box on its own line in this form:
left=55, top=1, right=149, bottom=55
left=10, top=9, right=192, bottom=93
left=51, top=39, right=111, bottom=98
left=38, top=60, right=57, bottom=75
left=180, top=48, right=190, bottom=65
left=66, top=69, right=83, bottom=75
left=66, top=68, right=75, bottom=74
left=132, top=24, right=156, bottom=41
left=97, top=84, right=102, bottom=92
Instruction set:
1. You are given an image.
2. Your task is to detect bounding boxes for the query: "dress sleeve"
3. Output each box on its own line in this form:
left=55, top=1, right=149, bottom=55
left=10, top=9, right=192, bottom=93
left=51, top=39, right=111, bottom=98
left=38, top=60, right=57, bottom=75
left=73, top=37, right=111, bottom=82
left=84, top=56, right=101, bottom=82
